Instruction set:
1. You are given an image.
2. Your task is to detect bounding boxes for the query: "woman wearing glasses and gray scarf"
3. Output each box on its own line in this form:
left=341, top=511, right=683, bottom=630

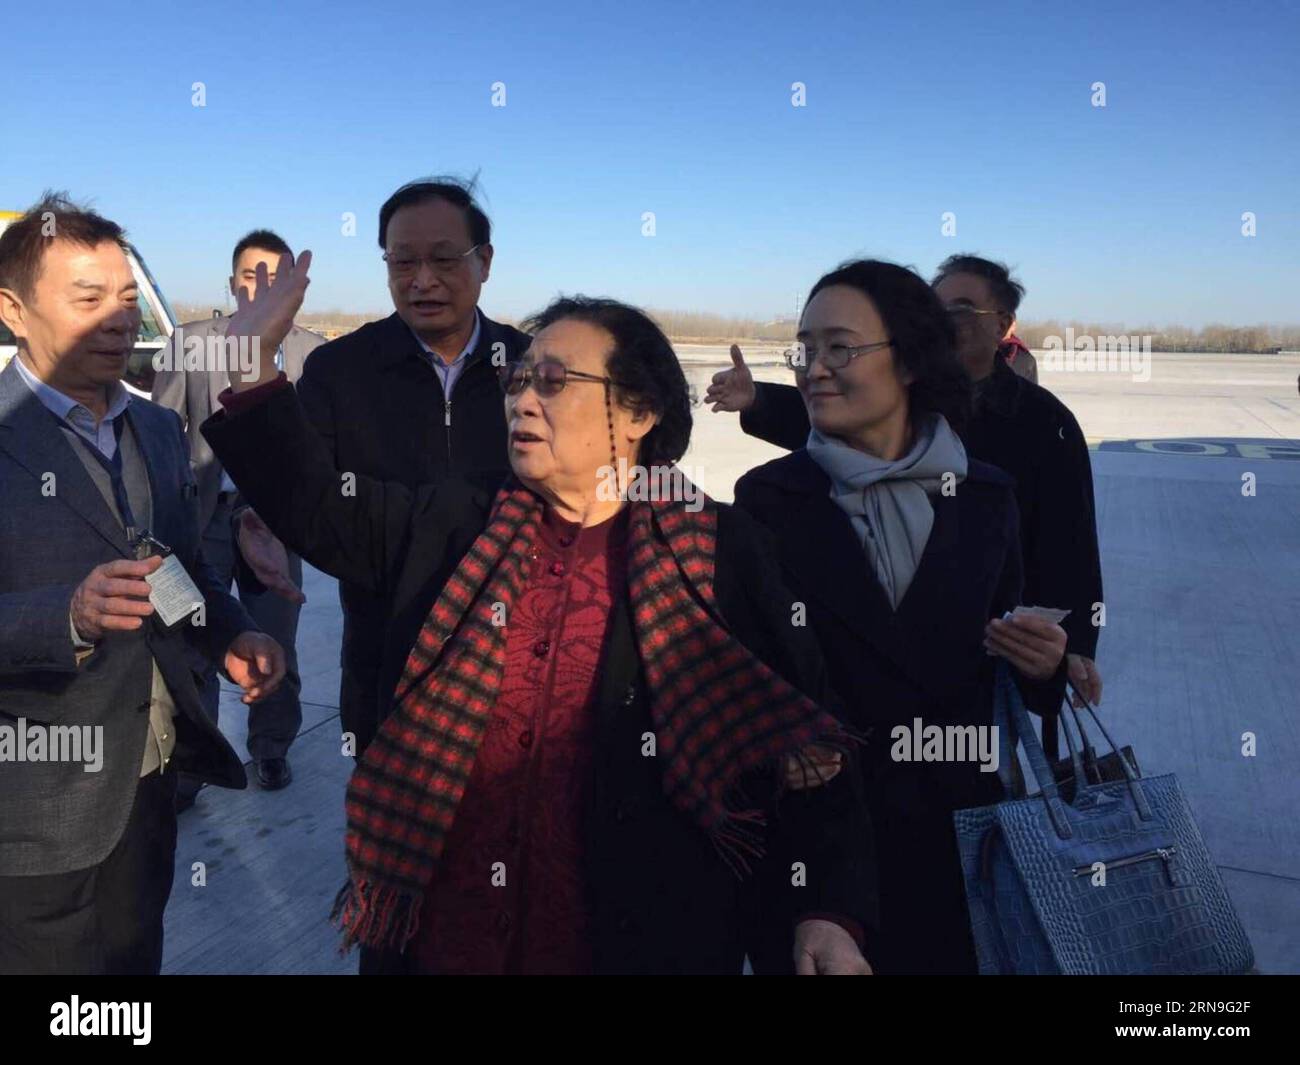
left=733, top=260, right=1067, bottom=974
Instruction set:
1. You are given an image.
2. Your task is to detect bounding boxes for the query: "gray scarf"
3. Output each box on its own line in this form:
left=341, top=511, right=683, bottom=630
left=806, top=414, right=967, bottom=610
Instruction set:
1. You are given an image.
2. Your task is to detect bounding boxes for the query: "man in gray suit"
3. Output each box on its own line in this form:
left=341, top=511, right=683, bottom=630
left=0, top=194, right=285, bottom=974
left=153, top=230, right=323, bottom=799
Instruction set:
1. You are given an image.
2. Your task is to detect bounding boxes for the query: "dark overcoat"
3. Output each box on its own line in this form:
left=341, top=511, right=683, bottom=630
left=735, top=449, right=1048, bottom=973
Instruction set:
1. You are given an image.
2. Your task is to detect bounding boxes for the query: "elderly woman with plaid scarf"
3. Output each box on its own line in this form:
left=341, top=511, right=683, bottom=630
left=202, top=252, right=875, bottom=975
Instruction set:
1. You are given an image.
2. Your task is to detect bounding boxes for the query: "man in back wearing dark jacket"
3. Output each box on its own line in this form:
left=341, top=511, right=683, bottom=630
left=290, top=178, right=529, bottom=757
left=930, top=255, right=1102, bottom=720
left=707, top=255, right=1104, bottom=746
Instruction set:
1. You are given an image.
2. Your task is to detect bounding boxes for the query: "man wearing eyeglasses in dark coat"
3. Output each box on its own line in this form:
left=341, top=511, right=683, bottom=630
left=268, top=179, right=529, bottom=760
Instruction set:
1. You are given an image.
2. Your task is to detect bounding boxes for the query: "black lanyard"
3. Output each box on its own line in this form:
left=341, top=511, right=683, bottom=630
left=70, top=413, right=140, bottom=543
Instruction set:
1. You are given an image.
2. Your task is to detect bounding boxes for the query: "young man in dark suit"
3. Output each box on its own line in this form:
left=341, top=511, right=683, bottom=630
left=0, top=195, right=285, bottom=974
left=153, top=230, right=324, bottom=798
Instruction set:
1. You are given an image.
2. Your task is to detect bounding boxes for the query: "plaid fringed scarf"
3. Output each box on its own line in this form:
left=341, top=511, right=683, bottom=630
left=332, top=477, right=850, bottom=953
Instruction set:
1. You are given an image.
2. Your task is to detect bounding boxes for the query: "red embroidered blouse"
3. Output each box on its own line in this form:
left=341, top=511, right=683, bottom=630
left=411, top=505, right=628, bottom=974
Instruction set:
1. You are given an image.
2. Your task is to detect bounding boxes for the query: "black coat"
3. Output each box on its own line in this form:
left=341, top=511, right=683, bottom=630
left=735, top=450, right=1048, bottom=974
left=295, top=311, right=531, bottom=751
left=203, top=384, right=876, bottom=975
left=740, top=362, right=1103, bottom=658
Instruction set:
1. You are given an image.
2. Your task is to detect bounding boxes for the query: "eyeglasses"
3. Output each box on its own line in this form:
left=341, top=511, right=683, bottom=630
left=784, top=339, right=892, bottom=374
left=382, top=245, right=481, bottom=278
left=497, top=357, right=613, bottom=397
left=944, top=304, right=1003, bottom=319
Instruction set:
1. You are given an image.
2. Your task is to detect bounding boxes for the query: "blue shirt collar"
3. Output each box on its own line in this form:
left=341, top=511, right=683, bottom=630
left=408, top=310, right=481, bottom=367
left=13, top=353, right=131, bottom=426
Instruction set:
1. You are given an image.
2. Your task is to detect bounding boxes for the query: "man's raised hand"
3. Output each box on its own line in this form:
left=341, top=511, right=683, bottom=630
left=705, top=343, right=757, bottom=413
left=226, top=250, right=312, bottom=391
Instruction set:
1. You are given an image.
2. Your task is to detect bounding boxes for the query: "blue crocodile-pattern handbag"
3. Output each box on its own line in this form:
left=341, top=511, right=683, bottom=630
left=953, top=662, right=1255, bottom=975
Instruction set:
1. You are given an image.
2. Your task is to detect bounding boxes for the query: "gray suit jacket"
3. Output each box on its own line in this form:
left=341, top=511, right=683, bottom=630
left=152, top=318, right=325, bottom=530
left=0, top=359, right=255, bottom=876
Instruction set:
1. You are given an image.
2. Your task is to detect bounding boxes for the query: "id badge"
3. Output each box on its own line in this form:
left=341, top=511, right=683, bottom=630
left=135, top=532, right=203, bottom=628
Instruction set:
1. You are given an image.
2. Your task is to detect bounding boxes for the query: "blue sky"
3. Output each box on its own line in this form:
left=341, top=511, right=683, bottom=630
left=3, top=0, right=1297, bottom=326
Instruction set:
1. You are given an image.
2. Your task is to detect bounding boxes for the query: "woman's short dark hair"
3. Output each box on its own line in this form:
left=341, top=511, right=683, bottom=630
left=807, top=259, right=972, bottom=435
left=521, top=296, right=692, bottom=468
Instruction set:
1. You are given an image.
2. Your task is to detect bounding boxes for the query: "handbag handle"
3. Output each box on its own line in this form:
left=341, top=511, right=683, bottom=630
left=993, top=662, right=1154, bottom=833
left=1056, top=689, right=1089, bottom=788
left=1064, top=680, right=1143, bottom=785
left=1056, top=677, right=1151, bottom=818
left=993, top=662, right=1074, bottom=839
left=1077, top=708, right=1107, bottom=784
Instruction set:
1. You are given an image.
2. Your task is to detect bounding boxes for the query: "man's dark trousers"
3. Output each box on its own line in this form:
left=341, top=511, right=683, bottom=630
left=0, top=769, right=178, bottom=975
left=178, top=495, right=302, bottom=803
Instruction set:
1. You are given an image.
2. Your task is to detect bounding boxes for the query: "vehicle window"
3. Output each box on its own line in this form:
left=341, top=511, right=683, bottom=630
left=123, top=246, right=174, bottom=394
left=124, top=349, right=157, bottom=394
left=136, top=293, right=166, bottom=344
left=131, top=246, right=178, bottom=337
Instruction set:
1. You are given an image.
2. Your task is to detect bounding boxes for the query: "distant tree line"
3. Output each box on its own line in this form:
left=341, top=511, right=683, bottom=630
left=172, top=302, right=1299, bottom=352
left=1014, top=321, right=1299, bottom=354
left=642, top=310, right=797, bottom=342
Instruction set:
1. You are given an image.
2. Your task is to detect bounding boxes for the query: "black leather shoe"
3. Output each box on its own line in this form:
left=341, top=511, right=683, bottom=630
left=255, top=757, right=293, bottom=790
